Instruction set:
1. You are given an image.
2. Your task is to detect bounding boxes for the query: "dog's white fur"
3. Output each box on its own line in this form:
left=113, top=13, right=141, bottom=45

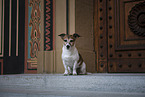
left=59, top=33, right=86, bottom=75
left=62, top=44, right=86, bottom=75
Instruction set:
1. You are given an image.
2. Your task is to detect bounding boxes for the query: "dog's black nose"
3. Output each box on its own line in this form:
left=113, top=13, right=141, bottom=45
left=66, top=45, right=70, bottom=49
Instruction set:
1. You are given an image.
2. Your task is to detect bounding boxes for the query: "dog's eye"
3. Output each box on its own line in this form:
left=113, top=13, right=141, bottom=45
left=70, top=40, right=74, bottom=42
left=64, top=40, right=67, bottom=42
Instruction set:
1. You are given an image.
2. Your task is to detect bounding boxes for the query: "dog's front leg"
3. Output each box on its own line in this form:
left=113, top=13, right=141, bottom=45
left=73, top=61, right=77, bottom=75
left=63, top=61, right=69, bottom=75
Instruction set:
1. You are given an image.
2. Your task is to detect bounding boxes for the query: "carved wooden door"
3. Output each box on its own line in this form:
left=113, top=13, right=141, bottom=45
left=95, top=0, right=145, bottom=73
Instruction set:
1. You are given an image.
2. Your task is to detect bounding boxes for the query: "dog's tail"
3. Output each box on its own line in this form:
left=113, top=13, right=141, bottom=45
left=79, top=72, right=92, bottom=75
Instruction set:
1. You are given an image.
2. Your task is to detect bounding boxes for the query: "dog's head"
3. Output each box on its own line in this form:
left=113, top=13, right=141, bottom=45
left=58, top=33, right=80, bottom=50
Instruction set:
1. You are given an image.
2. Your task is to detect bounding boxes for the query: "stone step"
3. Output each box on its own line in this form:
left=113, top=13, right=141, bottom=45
left=1, top=88, right=145, bottom=97
left=0, top=74, right=145, bottom=97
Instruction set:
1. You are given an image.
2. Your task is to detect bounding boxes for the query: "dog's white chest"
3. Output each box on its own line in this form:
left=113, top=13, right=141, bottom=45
left=62, top=46, right=79, bottom=67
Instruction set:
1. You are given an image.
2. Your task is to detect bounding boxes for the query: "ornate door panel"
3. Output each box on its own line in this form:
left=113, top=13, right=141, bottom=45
left=25, top=0, right=41, bottom=73
left=108, top=0, right=145, bottom=73
left=95, top=0, right=145, bottom=73
left=25, top=0, right=55, bottom=73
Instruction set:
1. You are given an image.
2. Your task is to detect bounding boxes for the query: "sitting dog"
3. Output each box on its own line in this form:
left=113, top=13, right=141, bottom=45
left=58, top=33, right=86, bottom=75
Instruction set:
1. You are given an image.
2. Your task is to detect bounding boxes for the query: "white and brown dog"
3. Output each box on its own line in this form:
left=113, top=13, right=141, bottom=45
left=58, top=33, right=86, bottom=75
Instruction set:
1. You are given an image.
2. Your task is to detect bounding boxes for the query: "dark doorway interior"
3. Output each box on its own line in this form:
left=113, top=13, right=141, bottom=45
left=3, top=0, right=25, bottom=74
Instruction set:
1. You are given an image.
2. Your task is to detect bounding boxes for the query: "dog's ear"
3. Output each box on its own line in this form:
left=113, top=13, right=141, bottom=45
left=58, top=33, right=66, bottom=39
left=73, top=33, right=80, bottom=38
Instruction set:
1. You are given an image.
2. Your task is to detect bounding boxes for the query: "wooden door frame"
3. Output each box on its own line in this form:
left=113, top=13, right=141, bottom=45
left=94, top=0, right=108, bottom=73
left=0, top=59, right=3, bottom=75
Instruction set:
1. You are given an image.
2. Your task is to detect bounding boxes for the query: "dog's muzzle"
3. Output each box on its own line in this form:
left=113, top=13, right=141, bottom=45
left=66, top=45, right=70, bottom=49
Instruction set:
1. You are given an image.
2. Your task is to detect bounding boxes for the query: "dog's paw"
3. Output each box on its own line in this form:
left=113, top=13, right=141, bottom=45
left=73, top=72, right=77, bottom=76
left=64, top=70, right=69, bottom=76
left=64, top=74, right=69, bottom=76
left=73, top=70, right=77, bottom=75
left=64, top=72, right=69, bottom=76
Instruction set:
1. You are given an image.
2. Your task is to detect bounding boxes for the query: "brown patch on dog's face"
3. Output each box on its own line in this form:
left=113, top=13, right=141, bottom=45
left=63, top=35, right=76, bottom=49
left=58, top=33, right=80, bottom=50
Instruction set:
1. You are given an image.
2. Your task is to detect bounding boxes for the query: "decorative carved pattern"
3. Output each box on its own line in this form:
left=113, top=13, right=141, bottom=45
left=128, top=1, right=145, bottom=37
left=27, top=59, right=37, bottom=70
left=44, top=0, right=54, bottom=51
left=29, top=0, right=41, bottom=58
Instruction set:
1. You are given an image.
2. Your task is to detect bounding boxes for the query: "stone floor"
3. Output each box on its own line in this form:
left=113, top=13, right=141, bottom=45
left=0, top=73, right=145, bottom=97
